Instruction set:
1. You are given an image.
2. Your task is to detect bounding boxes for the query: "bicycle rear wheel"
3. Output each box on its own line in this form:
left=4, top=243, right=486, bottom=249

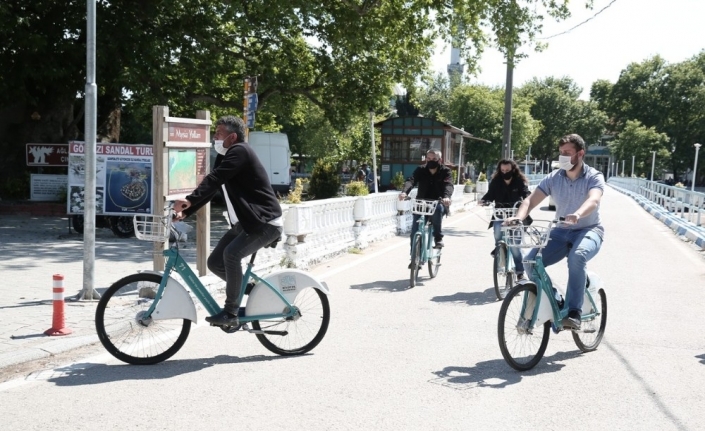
left=498, top=284, right=550, bottom=371
left=572, top=288, right=607, bottom=352
left=95, top=273, right=191, bottom=365
left=253, top=287, right=330, bottom=356
left=409, top=234, right=422, bottom=287
left=493, top=243, right=514, bottom=300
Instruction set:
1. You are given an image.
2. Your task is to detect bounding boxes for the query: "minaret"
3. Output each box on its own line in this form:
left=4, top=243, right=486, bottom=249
left=447, top=45, right=464, bottom=76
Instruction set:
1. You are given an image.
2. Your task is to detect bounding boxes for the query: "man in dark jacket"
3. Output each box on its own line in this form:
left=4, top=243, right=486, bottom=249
left=174, top=115, right=283, bottom=326
left=399, top=149, right=453, bottom=251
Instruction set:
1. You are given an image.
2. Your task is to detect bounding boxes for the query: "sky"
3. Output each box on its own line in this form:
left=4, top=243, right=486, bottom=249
left=430, top=0, right=705, bottom=99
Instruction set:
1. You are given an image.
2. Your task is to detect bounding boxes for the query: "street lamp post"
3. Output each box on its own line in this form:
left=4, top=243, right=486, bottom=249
left=621, top=160, right=625, bottom=177
left=369, top=109, right=378, bottom=194
left=693, top=143, right=702, bottom=192
left=631, top=155, right=635, bottom=178
left=650, top=151, right=656, bottom=182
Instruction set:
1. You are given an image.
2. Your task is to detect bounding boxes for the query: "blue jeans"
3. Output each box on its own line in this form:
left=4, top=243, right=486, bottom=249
left=410, top=203, right=445, bottom=250
left=493, top=221, right=524, bottom=274
left=525, top=227, right=603, bottom=315
left=207, top=222, right=283, bottom=315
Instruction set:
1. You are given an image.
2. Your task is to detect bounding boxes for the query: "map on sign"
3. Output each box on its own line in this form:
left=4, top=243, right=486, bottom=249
left=168, top=149, right=198, bottom=195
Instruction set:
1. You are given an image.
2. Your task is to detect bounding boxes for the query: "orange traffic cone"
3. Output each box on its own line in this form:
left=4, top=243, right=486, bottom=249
left=44, top=274, right=73, bottom=336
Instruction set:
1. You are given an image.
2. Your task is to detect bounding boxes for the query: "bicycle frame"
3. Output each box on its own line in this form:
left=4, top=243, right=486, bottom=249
left=142, top=248, right=299, bottom=324
left=413, top=216, right=438, bottom=264
left=518, top=237, right=601, bottom=331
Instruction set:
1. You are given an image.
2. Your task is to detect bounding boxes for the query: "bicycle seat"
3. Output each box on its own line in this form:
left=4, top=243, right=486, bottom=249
left=266, top=237, right=281, bottom=249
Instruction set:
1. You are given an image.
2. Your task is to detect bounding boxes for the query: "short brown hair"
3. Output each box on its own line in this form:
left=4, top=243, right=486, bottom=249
left=558, top=134, right=586, bottom=152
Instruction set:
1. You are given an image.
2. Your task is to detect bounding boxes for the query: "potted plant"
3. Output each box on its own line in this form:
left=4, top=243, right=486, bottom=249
left=390, top=171, right=405, bottom=190
left=476, top=172, right=488, bottom=193
left=463, top=179, right=474, bottom=193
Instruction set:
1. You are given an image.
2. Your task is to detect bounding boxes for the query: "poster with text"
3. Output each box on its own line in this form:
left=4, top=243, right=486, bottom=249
left=68, top=142, right=153, bottom=215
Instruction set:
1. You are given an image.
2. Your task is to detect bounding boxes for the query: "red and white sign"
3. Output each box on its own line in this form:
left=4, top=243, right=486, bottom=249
left=69, top=142, right=154, bottom=156
left=26, top=143, right=69, bottom=166
left=167, top=123, right=209, bottom=143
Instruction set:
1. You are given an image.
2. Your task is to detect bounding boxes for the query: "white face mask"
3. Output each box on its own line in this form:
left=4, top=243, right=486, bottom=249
left=214, top=140, right=227, bottom=155
left=558, top=155, right=574, bottom=171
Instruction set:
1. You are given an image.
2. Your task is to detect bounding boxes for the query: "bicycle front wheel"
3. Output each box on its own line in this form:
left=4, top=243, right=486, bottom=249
left=410, top=234, right=422, bottom=287
left=493, top=243, right=514, bottom=300
left=498, top=284, right=550, bottom=371
left=428, top=247, right=441, bottom=278
left=253, top=287, right=330, bottom=356
left=95, top=273, right=191, bottom=365
left=572, top=288, right=607, bottom=352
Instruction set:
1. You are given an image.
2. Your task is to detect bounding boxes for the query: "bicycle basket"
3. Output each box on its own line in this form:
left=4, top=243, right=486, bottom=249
left=411, top=199, right=438, bottom=216
left=133, top=214, right=171, bottom=242
left=492, top=207, right=517, bottom=220
left=502, top=220, right=551, bottom=248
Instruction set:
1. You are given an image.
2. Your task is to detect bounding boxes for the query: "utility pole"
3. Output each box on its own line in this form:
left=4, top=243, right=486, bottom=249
left=501, top=51, right=514, bottom=160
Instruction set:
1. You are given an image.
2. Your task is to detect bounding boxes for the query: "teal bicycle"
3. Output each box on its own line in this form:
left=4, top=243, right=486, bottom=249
left=497, top=219, right=607, bottom=371
left=409, top=199, right=442, bottom=288
left=95, top=207, right=331, bottom=365
left=486, top=203, right=522, bottom=300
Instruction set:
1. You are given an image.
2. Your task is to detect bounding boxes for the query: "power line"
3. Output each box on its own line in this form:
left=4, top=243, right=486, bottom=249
left=539, top=0, right=619, bottom=40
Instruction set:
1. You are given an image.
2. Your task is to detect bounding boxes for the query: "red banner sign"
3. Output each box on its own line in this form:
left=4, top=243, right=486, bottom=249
left=26, top=143, right=69, bottom=166
left=167, top=123, right=209, bottom=143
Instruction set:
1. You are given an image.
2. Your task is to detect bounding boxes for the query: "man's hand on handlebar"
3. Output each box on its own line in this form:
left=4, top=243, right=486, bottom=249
left=441, top=197, right=451, bottom=206
left=172, top=199, right=191, bottom=221
left=562, top=213, right=580, bottom=225
left=502, top=216, right=523, bottom=226
left=398, top=192, right=407, bottom=201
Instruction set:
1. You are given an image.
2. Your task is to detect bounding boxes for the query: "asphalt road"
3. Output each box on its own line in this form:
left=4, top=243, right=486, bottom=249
left=1, top=186, right=704, bottom=431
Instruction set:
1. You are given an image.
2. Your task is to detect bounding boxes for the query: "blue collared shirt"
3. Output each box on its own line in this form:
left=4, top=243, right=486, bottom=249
left=537, top=163, right=605, bottom=238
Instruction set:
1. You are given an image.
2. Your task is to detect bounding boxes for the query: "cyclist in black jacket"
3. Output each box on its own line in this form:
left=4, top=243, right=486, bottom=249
left=399, top=149, right=453, bottom=251
left=174, top=115, right=283, bottom=327
left=479, top=159, right=531, bottom=279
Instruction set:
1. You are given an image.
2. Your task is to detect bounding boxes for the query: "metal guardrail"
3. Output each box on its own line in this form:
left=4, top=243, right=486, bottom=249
left=608, top=177, right=704, bottom=227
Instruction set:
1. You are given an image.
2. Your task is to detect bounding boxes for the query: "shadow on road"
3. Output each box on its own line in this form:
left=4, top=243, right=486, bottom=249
left=350, top=279, right=412, bottom=292
left=431, top=287, right=498, bottom=306
left=430, top=350, right=583, bottom=390
left=44, top=353, right=298, bottom=386
left=696, top=353, right=705, bottom=365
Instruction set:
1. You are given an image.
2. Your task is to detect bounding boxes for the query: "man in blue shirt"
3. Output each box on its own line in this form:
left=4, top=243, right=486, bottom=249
left=507, top=134, right=605, bottom=330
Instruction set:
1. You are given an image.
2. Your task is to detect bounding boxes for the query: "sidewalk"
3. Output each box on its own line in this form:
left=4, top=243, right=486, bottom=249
left=0, top=208, right=231, bottom=371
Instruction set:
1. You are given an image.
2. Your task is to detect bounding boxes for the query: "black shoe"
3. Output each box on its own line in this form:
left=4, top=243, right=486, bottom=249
left=206, top=310, right=239, bottom=326
left=434, top=239, right=444, bottom=248
left=561, top=311, right=581, bottom=330
left=516, top=272, right=526, bottom=281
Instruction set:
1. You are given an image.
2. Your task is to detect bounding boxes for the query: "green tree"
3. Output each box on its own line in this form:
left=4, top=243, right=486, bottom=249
left=517, top=77, right=606, bottom=162
left=607, top=120, right=670, bottom=178
left=445, top=84, right=539, bottom=172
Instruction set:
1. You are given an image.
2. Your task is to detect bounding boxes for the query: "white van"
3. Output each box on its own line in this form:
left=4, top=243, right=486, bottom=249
left=210, top=131, right=292, bottom=195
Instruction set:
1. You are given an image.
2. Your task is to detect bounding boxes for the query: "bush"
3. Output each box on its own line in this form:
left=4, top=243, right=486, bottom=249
left=309, top=159, right=340, bottom=200
left=286, top=178, right=305, bottom=204
left=345, top=181, right=369, bottom=196
left=391, top=171, right=405, bottom=190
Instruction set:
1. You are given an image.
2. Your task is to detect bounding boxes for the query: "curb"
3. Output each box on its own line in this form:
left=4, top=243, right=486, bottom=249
left=608, top=184, right=705, bottom=250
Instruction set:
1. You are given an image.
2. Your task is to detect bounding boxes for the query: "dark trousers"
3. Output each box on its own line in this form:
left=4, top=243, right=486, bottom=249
left=207, top=222, right=283, bottom=314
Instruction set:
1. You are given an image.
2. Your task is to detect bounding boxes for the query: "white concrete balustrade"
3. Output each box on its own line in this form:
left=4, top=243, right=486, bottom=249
left=276, top=187, right=478, bottom=269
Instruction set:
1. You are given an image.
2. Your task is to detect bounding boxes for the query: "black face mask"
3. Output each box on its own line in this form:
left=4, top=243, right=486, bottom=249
left=502, top=171, right=513, bottom=180
left=426, top=160, right=439, bottom=169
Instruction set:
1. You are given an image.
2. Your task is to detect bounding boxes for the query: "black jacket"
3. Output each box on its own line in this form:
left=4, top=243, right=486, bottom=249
left=183, top=142, right=282, bottom=233
left=481, top=176, right=531, bottom=228
left=402, top=164, right=454, bottom=200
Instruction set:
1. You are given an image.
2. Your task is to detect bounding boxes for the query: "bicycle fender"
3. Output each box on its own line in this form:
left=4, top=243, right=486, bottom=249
left=246, top=269, right=329, bottom=317
left=139, top=271, right=198, bottom=323
left=516, top=280, right=553, bottom=326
